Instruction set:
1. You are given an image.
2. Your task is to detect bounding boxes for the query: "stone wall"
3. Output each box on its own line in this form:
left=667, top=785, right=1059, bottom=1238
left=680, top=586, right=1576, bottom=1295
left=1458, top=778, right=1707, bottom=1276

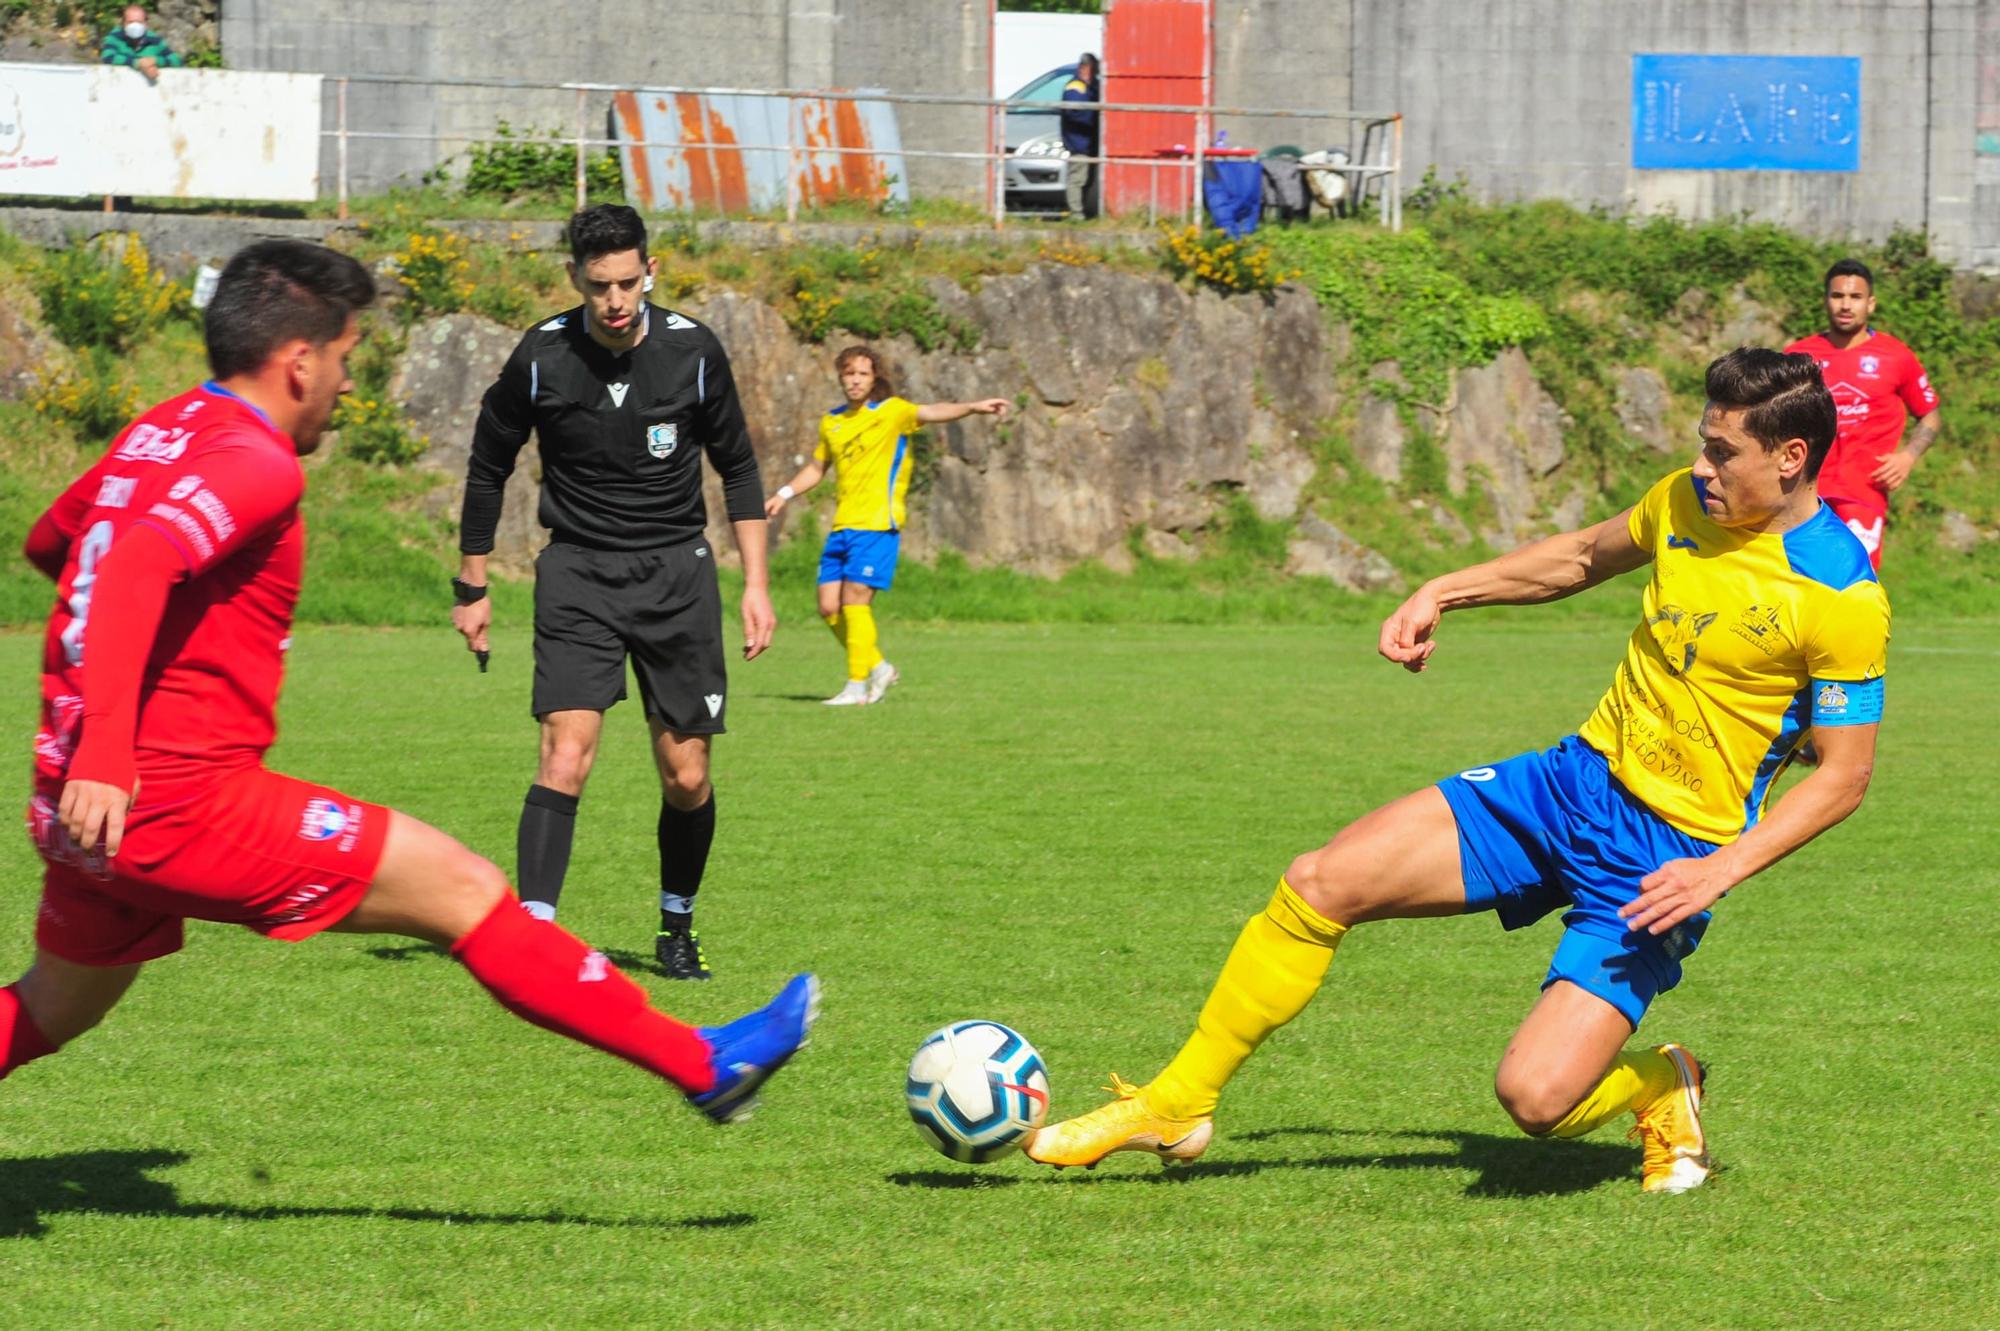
left=390, top=263, right=1600, bottom=589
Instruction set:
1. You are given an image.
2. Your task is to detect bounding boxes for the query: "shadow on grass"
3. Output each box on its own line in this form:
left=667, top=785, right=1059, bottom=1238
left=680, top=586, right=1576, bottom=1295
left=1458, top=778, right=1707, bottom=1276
left=363, top=943, right=448, bottom=962
left=885, top=1127, right=1635, bottom=1198
left=0, top=1150, right=756, bottom=1240
left=365, top=941, right=674, bottom=980
left=885, top=1170, right=1023, bottom=1190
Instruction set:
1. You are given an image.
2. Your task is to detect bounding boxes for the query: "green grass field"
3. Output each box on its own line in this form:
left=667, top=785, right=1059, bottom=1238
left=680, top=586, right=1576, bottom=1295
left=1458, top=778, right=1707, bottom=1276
left=2, top=615, right=1995, bottom=1329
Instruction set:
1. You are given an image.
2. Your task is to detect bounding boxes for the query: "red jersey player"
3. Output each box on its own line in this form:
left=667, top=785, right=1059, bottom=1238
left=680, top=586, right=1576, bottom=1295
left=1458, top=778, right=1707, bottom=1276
left=1784, top=257, right=1944, bottom=570
left=4, top=241, right=816, bottom=1130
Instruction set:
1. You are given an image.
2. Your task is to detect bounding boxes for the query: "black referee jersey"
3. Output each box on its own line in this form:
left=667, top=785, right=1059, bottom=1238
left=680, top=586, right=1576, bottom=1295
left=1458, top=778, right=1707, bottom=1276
left=459, top=304, right=765, bottom=554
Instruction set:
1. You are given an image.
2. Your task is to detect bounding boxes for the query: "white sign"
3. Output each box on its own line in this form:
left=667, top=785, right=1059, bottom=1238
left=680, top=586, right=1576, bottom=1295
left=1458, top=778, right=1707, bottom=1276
left=0, top=64, right=93, bottom=194
left=0, top=63, right=322, bottom=201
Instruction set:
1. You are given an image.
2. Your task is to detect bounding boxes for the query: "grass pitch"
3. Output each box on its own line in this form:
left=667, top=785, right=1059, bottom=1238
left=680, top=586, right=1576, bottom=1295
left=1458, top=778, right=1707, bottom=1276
left=1, top=615, right=1995, bottom=1329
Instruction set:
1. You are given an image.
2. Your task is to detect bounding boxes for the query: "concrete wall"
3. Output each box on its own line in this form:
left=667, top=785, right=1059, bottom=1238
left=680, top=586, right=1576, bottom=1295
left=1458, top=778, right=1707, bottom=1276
left=219, top=0, right=2000, bottom=266
left=1345, top=0, right=1989, bottom=264
left=222, top=0, right=988, bottom=198
left=1211, top=0, right=1355, bottom=157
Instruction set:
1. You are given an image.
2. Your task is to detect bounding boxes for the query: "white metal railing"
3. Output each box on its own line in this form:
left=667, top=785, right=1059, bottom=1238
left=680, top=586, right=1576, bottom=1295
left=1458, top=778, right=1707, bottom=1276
left=321, top=73, right=1403, bottom=232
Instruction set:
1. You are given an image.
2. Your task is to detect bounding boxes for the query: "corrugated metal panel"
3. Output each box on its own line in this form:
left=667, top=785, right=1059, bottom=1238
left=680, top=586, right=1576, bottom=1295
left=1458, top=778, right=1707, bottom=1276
left=1101, top=0, right=1209, bottom=217
left=611, top=90, right=910, bottom=214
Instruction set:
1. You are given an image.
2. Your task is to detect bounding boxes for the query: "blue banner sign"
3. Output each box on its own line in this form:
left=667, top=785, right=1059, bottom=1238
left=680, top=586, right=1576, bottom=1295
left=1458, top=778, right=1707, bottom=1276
left=1632, top=54, right=1860, bottom=171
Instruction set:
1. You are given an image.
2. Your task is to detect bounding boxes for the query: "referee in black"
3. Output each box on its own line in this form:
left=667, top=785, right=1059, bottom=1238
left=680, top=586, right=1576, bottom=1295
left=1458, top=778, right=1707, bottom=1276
left=450, top=204, right=774, bottom=980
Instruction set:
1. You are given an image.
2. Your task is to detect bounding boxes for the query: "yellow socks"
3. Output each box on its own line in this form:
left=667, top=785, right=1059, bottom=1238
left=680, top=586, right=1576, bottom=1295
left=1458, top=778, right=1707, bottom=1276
left=1145, top=878, right=1349, bottom=1121
left=824, top=611, right=847, bottom=649
left=841, top=603, right=882, bottom=681
left=1546, top=1047, right=1677, bottom=1139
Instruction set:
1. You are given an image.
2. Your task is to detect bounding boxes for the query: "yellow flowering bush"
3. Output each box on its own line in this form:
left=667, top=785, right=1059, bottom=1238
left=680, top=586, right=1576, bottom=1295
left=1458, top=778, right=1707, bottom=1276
left=393, top=230, right=475, bottom=323
left=331, top=391, right=428, bottom=465
left=31, top=352, right=144, bottom=441
left=36, top=235, right=190, bottom=354
left=1034, top=237, right=1103, bottom=268
left=1156, top=223, right=1296, bottom=295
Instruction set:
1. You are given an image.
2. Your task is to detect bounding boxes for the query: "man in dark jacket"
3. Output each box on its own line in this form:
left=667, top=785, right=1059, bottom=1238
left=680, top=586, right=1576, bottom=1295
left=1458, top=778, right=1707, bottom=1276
left=1061, top=53, right=1100, bottom=220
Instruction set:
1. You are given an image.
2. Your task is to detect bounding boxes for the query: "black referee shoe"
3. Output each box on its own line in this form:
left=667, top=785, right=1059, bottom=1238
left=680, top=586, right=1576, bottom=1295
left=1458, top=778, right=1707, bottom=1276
left=656, top=926, right=712, bottom=981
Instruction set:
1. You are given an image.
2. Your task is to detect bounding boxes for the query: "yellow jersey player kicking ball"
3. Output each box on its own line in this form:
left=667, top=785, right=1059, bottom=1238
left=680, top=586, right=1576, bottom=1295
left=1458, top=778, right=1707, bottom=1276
left=1027, top=348, right=1888, bottom=1194
left=766, top=346, right=1008, bottom=705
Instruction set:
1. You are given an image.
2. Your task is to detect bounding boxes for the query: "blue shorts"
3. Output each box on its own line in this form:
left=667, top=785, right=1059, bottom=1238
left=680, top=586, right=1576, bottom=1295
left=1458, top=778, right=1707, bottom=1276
left=817, top=529, right=901, bottom=590
left=1437, top=735, right=1721, bottom=1029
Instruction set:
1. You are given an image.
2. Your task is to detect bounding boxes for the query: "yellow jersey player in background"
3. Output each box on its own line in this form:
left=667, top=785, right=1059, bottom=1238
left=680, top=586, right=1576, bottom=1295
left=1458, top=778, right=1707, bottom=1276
left=1027, top=347, right=1888, bottom=1194
left=766, top=347, right=1008, bottom=705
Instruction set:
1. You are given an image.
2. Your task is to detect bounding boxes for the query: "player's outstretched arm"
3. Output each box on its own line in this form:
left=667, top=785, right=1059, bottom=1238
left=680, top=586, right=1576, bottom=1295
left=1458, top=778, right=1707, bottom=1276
left=915, top=399, right=1010, bottom=425
left=1378, top=509, right=1648, bottom=672
left=764, top=458, right=827, bottom=517
left=1622, top=722, right=1876, bottom=936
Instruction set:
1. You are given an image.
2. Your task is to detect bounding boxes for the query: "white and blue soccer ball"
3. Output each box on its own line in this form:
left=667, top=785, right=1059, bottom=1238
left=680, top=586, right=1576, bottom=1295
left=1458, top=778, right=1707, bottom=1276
left=905, top=1020, right=1050, bottom=1163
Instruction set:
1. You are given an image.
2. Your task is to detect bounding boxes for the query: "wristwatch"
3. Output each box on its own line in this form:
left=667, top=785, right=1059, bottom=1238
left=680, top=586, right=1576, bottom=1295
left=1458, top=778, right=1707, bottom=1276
left=451, top=577, right=488, bottom=605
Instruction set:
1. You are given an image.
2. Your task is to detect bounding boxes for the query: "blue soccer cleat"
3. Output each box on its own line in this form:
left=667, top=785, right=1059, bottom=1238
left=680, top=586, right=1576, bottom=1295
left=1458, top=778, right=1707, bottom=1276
left=688, top=973, right=820, bottom=1124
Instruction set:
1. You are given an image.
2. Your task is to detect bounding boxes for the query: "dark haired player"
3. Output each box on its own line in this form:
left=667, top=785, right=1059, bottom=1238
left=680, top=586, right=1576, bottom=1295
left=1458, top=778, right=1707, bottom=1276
left=451, top=205, right=772, bottom=979
left=1028, top=349, right=1886, bottom=1194
left=1784, top=257, right=1943, bottom=571
left=7, top=240, right=816, bottom=1126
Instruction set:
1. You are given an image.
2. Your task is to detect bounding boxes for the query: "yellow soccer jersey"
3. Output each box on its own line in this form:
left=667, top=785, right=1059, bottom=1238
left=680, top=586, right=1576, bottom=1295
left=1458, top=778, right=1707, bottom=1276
left=815, top=395, right=921, bottom=532
left=1576, top=469, right=1889, bottom=843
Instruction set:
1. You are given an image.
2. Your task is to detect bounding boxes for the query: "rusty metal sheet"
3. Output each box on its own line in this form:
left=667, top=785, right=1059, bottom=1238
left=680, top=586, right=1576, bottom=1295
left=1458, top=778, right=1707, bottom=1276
left=611, top=90, right=909, bottom=214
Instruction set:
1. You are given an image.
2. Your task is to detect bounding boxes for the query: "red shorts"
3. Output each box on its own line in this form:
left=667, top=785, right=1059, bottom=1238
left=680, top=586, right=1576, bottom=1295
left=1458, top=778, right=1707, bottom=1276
left=27, top=766, right=391, bottom=967
left=1825, top=495, right=1886, bottom=571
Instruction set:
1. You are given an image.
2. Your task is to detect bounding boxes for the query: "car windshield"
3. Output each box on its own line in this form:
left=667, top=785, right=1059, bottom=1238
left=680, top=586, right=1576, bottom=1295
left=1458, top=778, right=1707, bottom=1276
left=1005, top=64, right=1077, bottom=151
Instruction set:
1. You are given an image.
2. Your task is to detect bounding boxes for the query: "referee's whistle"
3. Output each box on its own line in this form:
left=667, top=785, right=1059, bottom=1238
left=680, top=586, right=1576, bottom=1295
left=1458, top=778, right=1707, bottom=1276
left=476, top=649, right=490, bottom=673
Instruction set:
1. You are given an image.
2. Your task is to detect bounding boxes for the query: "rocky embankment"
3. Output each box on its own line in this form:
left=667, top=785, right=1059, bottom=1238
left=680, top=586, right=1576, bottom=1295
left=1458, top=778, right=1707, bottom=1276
left=394, top=264, right=1642, bottom=590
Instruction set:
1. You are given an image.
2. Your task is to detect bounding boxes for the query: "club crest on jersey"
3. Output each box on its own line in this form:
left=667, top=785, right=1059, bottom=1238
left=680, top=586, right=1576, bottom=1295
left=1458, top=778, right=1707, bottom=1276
left=1817, top=682, right=1850, bottom=715
left=297, top=798, right=349, bottom=842
left=1645, top=605, right=1718, bottom=675
left=1859, top=354, right=1879, bottom=376
left=647, top=423, right=678, bottom=459
left=1728, top=603, right=1789, bottom=657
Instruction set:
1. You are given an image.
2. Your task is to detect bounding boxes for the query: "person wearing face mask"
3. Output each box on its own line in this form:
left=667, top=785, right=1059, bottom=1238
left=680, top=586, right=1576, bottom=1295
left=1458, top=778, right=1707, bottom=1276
left=100, top=6, right=183, bottom=84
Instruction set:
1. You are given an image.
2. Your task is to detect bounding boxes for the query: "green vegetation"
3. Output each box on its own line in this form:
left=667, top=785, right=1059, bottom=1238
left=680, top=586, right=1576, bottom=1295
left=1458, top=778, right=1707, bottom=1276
left=449, top=122, right=625, bottom=204
left=1, top=200, right=1995, bottom=624
left=32, top=234, right=190, bottom=354
left=1251, top=202, right=2000, bottom=613
left=0, top=618, right=1993, bottom=1327
left=1265, top=224, right=1551, bottom=401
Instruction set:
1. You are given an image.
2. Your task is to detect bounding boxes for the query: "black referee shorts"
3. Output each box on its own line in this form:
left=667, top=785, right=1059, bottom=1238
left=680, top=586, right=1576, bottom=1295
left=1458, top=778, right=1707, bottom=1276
left=531, top=539, right=728, bottom=734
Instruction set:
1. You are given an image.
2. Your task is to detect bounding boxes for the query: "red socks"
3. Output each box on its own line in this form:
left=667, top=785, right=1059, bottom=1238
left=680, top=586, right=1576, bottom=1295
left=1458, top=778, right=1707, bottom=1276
left=1, top=983, right=58, bottom=1081
left=451, top=898, right=714, bottom=1093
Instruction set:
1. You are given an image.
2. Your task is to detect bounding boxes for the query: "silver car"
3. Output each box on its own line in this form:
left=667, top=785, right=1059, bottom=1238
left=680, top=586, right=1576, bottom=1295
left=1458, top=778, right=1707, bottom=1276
left=1002, top=64, right=1078, bottom=213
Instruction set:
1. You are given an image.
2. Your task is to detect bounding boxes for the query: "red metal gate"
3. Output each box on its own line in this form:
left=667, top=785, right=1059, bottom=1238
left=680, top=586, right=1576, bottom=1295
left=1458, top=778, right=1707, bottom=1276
left=1101, top=0, right=1210, bottom=217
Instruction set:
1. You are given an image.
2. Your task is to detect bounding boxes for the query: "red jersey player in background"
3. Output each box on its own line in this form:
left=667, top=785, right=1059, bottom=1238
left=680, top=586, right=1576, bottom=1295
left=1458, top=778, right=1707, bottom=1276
left=3, top=240, right=816, bottom=1131
left=1784, top=257, right=1944, bottom=570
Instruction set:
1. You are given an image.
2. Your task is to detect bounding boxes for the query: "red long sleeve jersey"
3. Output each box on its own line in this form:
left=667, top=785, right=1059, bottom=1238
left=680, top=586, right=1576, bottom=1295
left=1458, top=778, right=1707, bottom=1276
left=34, top=384, right=305, bottom=794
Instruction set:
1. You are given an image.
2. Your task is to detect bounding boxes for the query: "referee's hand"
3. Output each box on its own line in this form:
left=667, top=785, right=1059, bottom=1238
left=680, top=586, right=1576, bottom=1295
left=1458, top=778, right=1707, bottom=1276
left=452, top=598, right=492, bottom=657
left=741, top=585, right=776, bottom=661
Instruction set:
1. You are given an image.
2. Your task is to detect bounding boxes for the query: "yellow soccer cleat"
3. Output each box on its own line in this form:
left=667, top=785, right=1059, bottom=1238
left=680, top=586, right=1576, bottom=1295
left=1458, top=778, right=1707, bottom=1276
left=1630, top=1043, right=1712, bottom=1194
left=1024, top=1073, right=1214, bottom=1169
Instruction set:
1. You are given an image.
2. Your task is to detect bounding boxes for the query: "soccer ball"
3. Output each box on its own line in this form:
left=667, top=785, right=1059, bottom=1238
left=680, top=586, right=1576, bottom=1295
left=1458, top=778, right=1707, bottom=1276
left=905, top=1020, right=1050, bottom=1163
